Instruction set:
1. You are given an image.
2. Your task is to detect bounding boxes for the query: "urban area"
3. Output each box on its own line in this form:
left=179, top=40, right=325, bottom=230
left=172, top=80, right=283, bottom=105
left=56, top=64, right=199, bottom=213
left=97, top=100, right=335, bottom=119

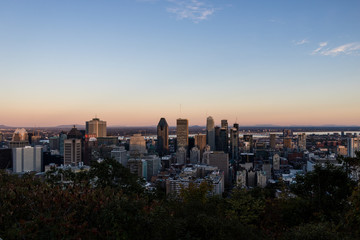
left=1, top=117, right=360, bottom=239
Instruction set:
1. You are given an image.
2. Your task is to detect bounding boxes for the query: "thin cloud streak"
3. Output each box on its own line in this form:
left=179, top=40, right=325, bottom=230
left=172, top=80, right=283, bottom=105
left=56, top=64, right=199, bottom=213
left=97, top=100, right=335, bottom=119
left=312, top=42, right=360, bottom=56
left=294, top=39, right=309, bottom=45
left=312, top=42, right=328, bottom=55
left=167, top=0, right=215, bottom=22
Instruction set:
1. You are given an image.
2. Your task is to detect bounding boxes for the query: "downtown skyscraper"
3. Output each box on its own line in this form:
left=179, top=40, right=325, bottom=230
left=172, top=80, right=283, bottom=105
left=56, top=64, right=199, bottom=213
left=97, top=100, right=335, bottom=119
left=176, top=118, right=189, bottom=150
left=86, top=117, right=107, bottom=138
left=157, top=118, right=169, bottom=156
left=206, top=116, right=215, bottom=151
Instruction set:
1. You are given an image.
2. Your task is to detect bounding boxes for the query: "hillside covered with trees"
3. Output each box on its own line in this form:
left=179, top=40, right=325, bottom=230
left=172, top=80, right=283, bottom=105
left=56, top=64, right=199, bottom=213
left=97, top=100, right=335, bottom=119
left=1, top=158, right=360, bottom=239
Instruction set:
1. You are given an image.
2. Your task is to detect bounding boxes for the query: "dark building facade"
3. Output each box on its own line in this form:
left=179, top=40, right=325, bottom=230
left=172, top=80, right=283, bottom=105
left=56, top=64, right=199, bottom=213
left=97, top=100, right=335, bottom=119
left=157, top=118, right=169, bottom=156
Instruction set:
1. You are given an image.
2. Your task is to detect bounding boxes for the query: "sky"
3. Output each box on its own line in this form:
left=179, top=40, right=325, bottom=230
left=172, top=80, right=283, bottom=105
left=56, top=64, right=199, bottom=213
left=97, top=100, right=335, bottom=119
left=1, top=0, right=360, bottom=127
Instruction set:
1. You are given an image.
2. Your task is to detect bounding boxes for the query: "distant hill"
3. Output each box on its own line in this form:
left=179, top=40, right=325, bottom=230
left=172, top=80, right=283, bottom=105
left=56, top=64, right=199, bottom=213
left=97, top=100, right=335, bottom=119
left=52, top=125, right=85, bottom=129
left=0, top=125, right=14, bottom=129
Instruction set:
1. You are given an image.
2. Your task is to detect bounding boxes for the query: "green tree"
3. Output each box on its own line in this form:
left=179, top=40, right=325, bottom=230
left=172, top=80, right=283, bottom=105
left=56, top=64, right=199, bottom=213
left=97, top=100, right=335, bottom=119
left=290, top=163, right=355, bottom=222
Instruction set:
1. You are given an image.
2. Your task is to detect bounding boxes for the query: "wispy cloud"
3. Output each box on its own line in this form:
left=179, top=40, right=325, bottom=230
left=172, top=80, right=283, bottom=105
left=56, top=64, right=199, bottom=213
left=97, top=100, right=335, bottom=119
left=294, top=39, right=309, bottom=45
left=312, top=42, right=360, bottom=56
left=167, top=0, right=215, bottom=23
left=312, top=42, right=328, bottom=54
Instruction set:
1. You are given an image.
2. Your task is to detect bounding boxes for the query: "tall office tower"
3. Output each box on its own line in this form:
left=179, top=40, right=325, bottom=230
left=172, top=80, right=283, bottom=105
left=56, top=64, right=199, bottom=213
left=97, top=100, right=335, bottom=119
left=208, top=151, right=229, bottom=185
left=49, top=136, right=60, bottom=151
left=243, top=135, right=254, bottom=153
left=233, top=123, right=239, bottom=131
left=206, top=116, right=216, bottom=150
left=143, top=155, right=161, bottom=181
left=157, top=118, right=169, bottom=156
left=283, top=137, right=292, bottom=149
left=194, top=134, right=206, bottom=153
left=176, top=146, right=187, bottom=165
left=298, top=133, right=307, bottom=151
left=176, top=118, right=189, bottom=150
left=215, top=127, right=228, bottom=152
left=272, top=154, right=280, bottom=171
left=230, top=128, right=239, bottom=160
left=221, top=120, right=229, bottom=151
left=63, top=139, right=82, bottom=165
left=221, top=120, right=228, bottom=131
left=130, top=134, right=147, bottom=156
left=59, top=132, right=67, bottom=157
left=12, top=128, right=28, bottom=141
left=111, top=146, right=128, bottom=166
left=270, top=134, right=276, bottom=149
left=215, top=126, right=221, bottom=150
left=12, top=146, right=42, bottom=173
left=220, top=128, right=228, bottom=153
left=67, top=125, right=83, bottom=139
left=10, top=128, right=30, bottom=148
left=190, top=147, right=200, bottom=164
left=0, top=132, right=3, bottom=142
left=283, top=129, right=293, bottom=138
left=86, top=117, right=107, bottom=137
left=347, top=137, right=355, bottom=158
left=128, top=159, right=147, bottom=179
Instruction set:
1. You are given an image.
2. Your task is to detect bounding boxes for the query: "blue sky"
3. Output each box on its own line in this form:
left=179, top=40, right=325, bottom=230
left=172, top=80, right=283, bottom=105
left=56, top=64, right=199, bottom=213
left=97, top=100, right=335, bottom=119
left=1, top=0, right=360, bottom=126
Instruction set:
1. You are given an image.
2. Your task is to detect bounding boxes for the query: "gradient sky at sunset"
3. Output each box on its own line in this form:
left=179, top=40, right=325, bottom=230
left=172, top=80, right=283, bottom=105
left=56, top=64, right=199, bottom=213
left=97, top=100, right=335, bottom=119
left=1, top=0, right=360, bottom=127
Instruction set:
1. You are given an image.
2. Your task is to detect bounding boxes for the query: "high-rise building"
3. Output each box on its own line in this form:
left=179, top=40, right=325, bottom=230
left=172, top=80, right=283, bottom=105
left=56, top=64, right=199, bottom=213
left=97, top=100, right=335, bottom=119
left=230, top=127, right=239, bottom=160
left=273, top=154, right=280, bottom=170
left=215, top=126, right=221, bottom=151
left=176, top=146, right=187, bottom=165
left=190, top=147, right=200, bottom=164
left=243, top=135, right=253, bottom=153
left=298, top=133, right=307, bottom=151
left=221, top=120, right=228, bottom=131
left=67, top=125, right=83, bottom=139
left=12, top=146, right=42, bottom=173
left=86, top=117, right=107, bottom=138
left=215, top=127, right=228, bottom=152
left=143, top=155, right=161, bottom=181
left=284, top=138, right=292, bottom=149
left=12, top=128, right=28, bottom=141
left=111, top=146, right=128, bottom=166
left=9, top=128, right=29, bottom=148
left=128, top=159, right=147, bottom=179
left=49, top=136, right=60, bottom=151
left=157, top=118, right=169, bottom=156
left=220, top=128, right=228, bottom=152
left=283, top=129, right=293, bottom=138
left=221, top=120, right=229, bottom=151
left=206, top=116, right=215, bottom=150
left=194, top=134, right=206, bottom=152
left=348, top=137, right=355, bottom=158
left=208, top=151, right=229, bottom=185
left=270, top=134, right=276, bottom=149
left=176, top=118, right=189, bottom=150
left=129, top=134, right=147, bottom=156
left=59, top=132, right=67, bottom=157
left=63, top=139, right=82, bottom=165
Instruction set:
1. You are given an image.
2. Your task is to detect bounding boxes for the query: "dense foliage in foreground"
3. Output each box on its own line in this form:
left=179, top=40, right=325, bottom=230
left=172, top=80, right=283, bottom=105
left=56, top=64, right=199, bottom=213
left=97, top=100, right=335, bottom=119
left=1, top=158, right=360, bottom=239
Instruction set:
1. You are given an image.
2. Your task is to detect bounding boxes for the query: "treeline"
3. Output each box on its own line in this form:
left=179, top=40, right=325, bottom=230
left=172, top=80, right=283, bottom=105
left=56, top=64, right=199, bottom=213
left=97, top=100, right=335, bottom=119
left=1, top=158, right=360, bottom=239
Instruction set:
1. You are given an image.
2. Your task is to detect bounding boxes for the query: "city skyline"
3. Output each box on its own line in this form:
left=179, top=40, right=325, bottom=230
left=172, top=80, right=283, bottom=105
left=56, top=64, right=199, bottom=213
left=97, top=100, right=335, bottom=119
left=1, top=0, right=360, bottom=127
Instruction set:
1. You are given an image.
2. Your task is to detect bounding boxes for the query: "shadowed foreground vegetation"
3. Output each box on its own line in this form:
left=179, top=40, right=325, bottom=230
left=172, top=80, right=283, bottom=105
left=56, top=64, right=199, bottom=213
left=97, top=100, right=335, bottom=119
left=1, top=158, right=360, bottom=239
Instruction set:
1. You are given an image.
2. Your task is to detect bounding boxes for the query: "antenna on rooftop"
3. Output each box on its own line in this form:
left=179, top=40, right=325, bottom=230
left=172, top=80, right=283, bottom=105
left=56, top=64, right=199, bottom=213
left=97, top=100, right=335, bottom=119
left=180, top=104, right=182, bottom=116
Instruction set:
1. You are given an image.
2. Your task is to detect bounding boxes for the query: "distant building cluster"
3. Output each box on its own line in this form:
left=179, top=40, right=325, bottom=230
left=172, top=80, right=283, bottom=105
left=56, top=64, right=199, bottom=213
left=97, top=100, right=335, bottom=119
left=1, top=116, right=360, bottom=193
